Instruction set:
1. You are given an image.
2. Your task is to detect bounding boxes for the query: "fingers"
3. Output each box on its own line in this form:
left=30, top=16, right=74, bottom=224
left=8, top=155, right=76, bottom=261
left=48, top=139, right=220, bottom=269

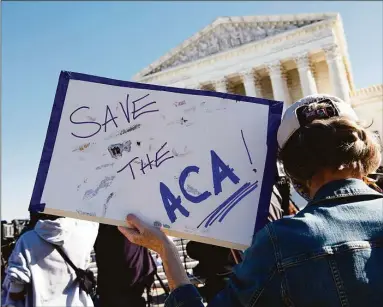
left=119, top=215, right=171, bottom=254
left=126, top=214, right=146, bottom=232
left=118, top=226, right=140, bottom=243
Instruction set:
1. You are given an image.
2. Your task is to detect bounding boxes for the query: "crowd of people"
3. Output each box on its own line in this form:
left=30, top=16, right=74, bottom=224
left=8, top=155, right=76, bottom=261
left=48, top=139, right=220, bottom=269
left=1, top=214, right=159, bottom=307
left=2, top=94, right=382, bottom=306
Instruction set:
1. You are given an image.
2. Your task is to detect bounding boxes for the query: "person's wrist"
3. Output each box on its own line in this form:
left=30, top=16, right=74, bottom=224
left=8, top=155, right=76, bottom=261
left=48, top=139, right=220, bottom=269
left=158, top=236, right=176, bottom=256
left=159, top=238, right=191, bottom=290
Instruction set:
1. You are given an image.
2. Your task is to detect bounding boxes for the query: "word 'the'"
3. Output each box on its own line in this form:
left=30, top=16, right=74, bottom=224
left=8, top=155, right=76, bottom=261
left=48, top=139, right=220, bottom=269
left=117, top=142, right=174, bottom=179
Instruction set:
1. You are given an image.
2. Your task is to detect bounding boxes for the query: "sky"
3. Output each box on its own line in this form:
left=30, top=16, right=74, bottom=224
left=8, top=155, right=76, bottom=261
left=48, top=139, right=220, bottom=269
left=2, top=1, right=382, bottom=220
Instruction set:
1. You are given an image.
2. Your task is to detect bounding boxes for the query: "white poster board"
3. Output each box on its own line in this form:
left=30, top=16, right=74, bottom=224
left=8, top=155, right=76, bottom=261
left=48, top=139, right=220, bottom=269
left=30, top=71, right=283, bottom=249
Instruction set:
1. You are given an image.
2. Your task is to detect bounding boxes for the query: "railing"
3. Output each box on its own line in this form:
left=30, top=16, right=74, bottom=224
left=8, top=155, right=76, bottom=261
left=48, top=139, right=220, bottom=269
left=1, top=219, right=29, bottom=240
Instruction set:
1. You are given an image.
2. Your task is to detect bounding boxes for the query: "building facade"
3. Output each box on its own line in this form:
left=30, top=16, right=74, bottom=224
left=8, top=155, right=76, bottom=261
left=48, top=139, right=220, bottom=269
left=133, top=12, right=382, bottom=151
left=352, top=85, right=383, bottom=145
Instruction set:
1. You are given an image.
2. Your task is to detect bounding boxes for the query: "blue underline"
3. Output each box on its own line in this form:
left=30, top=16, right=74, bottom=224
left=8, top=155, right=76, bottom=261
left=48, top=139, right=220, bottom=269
left=197, top=181, right=258, bottom=229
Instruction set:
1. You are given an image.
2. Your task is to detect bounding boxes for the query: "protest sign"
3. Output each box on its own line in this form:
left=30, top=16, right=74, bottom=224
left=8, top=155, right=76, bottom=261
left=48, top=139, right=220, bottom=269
left=30, top=71, right=283, bottom=249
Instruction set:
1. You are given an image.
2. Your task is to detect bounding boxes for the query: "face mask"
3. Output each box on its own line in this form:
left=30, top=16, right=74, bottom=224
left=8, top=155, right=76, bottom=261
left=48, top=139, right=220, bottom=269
left=291, top=179, right=311, bottom=202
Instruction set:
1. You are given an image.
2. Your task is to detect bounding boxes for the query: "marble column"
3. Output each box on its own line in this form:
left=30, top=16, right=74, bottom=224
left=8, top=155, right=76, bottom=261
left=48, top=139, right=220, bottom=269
left=267, top=61, right=291, bottom=106
left=214, top=78, right=228, bottom=93
left=324, top=44, right=350, bottom=102
left=295, top=53, right=318, bottom=96
left=241, top=70, right=262, bottom=97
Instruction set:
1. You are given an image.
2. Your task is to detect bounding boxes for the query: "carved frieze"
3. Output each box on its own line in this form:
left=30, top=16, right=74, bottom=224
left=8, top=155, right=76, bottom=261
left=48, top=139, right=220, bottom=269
left=294, top=52, right=312, bottom=70
left=148, top=20, right=317, bottom=75
left=323, top=44, right=341, bottom=62
left=140, top=27, right=332, bottom=84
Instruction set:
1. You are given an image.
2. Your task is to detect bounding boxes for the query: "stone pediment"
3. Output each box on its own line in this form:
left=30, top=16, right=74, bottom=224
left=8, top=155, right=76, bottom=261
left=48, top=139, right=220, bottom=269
left=134, top=13, right=337, bottom=80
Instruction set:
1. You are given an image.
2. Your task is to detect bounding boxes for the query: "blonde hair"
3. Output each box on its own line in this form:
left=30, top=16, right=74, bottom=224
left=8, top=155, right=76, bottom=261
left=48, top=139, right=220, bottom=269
left=279, top=105, right=381, bottom=184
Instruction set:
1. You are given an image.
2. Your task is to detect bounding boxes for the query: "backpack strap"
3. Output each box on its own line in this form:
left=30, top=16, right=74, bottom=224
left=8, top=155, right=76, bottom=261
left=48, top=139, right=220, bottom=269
left=52, top=245, right=97, bottom=299
left=54, top=246, right=79, bottom=273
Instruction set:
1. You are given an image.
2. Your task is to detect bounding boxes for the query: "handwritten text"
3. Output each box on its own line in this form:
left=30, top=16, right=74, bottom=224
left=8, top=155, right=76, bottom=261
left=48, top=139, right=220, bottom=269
left=70, top=93, right=159, bottom=139
left=117, top=142, right=174, bottom=179
left=159, top=150, right=241, bottom=223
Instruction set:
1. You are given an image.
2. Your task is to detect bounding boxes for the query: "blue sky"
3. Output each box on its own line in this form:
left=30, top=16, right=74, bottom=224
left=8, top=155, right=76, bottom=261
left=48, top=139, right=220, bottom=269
left=2, top=1, right=382, bottom=220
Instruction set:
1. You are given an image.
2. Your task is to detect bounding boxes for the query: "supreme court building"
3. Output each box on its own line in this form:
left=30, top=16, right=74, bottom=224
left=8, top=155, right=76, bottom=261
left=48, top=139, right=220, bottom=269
left=133, top=12, right=382, bottom=146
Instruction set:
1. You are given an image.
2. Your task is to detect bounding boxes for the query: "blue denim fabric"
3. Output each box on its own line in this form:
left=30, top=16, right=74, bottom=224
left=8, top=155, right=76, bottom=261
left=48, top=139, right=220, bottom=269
left=165, top=179, right=383, bottom=307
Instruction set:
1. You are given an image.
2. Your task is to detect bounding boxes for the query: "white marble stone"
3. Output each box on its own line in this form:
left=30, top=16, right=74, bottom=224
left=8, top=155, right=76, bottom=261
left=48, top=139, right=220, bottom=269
left=214, top=79, right=229, bottom=93
left=351, top=84, right=383, bottom=166
left=134, top=12, right=381, bottom=147
left=294, top=52, right=318, bottom=96
left=267, top=61, right=291, bottom=106
left=240, top=70, right=261, bottom=97
left=134, top=13, right=339, bottom=83
left=324, top=44, right=350, bottom=102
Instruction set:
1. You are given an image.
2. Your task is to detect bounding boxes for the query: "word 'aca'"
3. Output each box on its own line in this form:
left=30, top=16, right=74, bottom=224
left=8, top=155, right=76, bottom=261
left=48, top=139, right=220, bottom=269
left=160, top=150, right=240, bottom=223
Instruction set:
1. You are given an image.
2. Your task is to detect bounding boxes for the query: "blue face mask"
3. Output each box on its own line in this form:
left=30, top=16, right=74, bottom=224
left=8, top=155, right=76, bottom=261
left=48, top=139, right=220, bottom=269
left=291, top=180, right=311, bottom=202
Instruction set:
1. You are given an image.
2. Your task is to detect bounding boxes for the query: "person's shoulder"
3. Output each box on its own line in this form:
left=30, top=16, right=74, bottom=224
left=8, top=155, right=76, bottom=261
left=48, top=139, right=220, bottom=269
left=17, top=229, right=40, bottom=244
left=265, top=206, right=348, bottom=257
left=69, top=219, right=99, bottom=235
left=253, top=214, right=308, bottom=246
left=266, top=208, right=327, bottom=246
left=268, top=209, right=320, bottom=238
left=8, top=230, right=42, bottom=260
left=247, top=224, right=276, bottom=257
left=71, top=219, right=99, bottom=245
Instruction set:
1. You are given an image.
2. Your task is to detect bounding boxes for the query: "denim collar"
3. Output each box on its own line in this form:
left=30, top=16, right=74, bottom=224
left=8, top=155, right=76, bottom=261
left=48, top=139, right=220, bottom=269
left=312, top=178, right=381, bottom=203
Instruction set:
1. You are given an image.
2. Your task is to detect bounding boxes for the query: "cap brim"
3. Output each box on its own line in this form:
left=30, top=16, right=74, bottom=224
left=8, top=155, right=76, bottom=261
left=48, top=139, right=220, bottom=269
left=277, top=94, right=359, bottom=149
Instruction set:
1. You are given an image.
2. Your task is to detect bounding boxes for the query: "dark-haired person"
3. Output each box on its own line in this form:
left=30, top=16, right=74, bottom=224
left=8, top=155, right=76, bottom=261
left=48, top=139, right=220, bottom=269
left=94, top=224, right=156, bottom=307
left=117, top=94, right=383, bottom=306
left=2, top=213, right=98, bottom=307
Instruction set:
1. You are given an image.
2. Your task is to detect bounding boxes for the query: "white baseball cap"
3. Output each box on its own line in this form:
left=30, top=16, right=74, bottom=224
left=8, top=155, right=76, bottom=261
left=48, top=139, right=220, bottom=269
left=277, top=94, right=359, bottom=149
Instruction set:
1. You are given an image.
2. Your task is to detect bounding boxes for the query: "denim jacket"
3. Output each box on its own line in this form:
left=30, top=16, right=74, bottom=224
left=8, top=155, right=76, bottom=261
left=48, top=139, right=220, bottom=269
left=165, top=179, right=383, bottom=307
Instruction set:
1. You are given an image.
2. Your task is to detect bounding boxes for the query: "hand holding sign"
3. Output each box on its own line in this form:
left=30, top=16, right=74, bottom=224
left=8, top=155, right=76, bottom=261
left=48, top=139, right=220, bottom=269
left=118, top=214, right=191, bottom=291
left=30, top=71, right=282, bottom=249
left=118, top=214, right=169, bottom=254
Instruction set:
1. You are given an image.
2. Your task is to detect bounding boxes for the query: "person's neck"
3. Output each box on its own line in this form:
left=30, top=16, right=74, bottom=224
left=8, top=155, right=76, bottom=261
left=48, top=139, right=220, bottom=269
left=309, top=168, right=363, bottom=198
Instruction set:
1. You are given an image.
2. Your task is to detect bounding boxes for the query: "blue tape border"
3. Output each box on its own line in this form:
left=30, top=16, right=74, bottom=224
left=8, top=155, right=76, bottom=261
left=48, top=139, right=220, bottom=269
left=29, top=71, right=70, bottom=212
left=253, top=101, right=283, bottom=234
left=29, top=71, right=283, bottom=231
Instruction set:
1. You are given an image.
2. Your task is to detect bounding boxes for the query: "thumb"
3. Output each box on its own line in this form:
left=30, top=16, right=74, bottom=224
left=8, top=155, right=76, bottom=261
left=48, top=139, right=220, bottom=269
left=125, top=214, right=145, bottom=232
